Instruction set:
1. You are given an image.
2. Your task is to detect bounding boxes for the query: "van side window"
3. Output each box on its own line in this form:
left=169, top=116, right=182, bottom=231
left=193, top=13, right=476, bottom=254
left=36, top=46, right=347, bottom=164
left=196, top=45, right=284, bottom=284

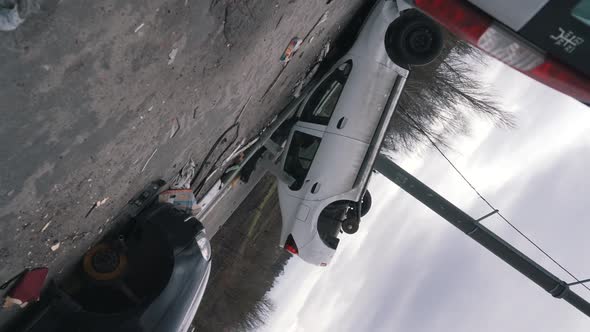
left=300, top=62, right=352, bottom=126
left=283, top=131, right=322, bottom=190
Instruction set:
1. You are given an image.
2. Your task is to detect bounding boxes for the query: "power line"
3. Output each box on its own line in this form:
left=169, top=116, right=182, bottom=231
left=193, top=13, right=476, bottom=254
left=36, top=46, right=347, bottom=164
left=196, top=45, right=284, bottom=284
left=400, top=114, right=590, bottom=293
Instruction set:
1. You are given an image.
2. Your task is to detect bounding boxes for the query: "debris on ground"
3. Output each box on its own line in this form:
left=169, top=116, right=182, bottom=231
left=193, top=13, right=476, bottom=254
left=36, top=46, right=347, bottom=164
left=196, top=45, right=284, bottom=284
left=1, top=268, right=48, bottom=309
left=167, top=35, right=187, bottom=65
left=0, top=1, right=24, bottom=32
left=220, top=155, right=243, bottom=185
left=275, top=15, right=283, bottom=29
left=293, top=41, right=330, bottom=98
left=168, top=48, right=178, bottom=65
left=318, top=11, right=328, bottom=26
left=223, top=139, right=245, bottom=165
left=84, top=197, right=110, bottom=218
left=169, top=117, right=181, bottom=138
left=50, top=242, right=60, bottom=252
left=262, top=11, right=330, bottom=101
left=280, top=37, right=303, bottom=65
left=134, top=22, right=144, bottom=33
left=40, top=220, right=51, bottom=233
left=194, top=180, right=223, bottom=216
left=96, top=197, right=109, bottom=207
left=192, top=145, right=251, bottom=217
left=171, top=158, right=196, bottom=189
left=141, top=148, right=158, bottom=173
left=158, top=189, right=198, bottom=215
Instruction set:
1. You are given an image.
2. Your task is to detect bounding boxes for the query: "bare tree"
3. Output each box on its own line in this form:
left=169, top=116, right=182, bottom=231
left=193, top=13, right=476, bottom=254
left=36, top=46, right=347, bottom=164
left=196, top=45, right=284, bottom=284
left=236, top=295, right=274, bottom=331
left=383, top=31, right=515, bottom=153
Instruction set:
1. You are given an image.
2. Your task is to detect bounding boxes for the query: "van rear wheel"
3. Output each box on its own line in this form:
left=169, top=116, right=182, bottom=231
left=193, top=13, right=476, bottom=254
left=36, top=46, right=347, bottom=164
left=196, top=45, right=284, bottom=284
left=385, top=11, right=443, bottom=66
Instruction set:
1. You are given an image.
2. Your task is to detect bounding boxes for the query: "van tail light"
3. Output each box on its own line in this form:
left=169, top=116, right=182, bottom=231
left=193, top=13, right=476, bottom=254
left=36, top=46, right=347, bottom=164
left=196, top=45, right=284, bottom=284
left=284, top=235, right=298, bottom=255
left=528, top=59, right=590, bottom=103
left=414, top=0, right=590, bottom=103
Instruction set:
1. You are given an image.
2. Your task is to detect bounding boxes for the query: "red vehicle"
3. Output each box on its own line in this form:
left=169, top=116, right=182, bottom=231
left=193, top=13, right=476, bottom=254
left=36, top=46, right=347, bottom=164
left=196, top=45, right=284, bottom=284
left=409, top=0, right=590, bottom=104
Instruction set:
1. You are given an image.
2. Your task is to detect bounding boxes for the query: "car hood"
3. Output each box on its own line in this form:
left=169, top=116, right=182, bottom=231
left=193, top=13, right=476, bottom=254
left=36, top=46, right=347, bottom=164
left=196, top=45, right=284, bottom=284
left=139, top=244, right=211, bottom=332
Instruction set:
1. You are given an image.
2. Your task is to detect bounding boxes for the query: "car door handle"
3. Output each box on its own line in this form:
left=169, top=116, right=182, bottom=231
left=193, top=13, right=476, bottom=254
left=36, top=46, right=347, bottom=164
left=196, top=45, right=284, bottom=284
left=311, top=182, right=321, bottom=194
left=337, top=117, right=348, bottom=129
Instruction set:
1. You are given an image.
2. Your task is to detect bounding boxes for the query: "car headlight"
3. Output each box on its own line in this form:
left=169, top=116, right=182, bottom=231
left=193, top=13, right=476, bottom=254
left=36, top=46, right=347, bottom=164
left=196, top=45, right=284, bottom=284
left=195, top=231, right=211, bottom=261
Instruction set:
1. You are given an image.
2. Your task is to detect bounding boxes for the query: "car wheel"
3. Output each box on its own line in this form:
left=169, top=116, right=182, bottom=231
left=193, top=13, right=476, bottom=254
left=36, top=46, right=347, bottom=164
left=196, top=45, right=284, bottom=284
left=342, top=217, right=359, bottom=234
left=385, top=11, right=443, bottom=66
left=83, top=243, right=128, bottom=281
left=360, top=190, right=372, bottom=217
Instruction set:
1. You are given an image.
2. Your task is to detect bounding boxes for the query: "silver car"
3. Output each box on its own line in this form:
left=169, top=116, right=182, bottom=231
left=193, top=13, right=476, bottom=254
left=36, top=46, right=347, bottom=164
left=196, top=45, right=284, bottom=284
left=274, top=0, right=443, bottom=266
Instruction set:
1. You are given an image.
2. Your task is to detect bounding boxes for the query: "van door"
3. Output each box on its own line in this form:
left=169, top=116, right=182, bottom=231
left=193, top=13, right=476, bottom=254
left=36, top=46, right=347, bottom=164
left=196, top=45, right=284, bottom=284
left=297, top=59, right=398, bottom=144
left=301, top=132, right=368, bottom=202
left=324, top=59, right=398, bottom=143
left=280, top=126, right=325, bottom=199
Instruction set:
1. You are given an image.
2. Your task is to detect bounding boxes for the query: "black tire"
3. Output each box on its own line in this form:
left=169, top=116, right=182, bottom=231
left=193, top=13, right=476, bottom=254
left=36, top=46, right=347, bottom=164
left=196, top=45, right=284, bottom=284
left=360, top=190, right=372, bottom=217
left=385, top=11, right=443, bottom=66
left=342, top=217, right=359, bottom=234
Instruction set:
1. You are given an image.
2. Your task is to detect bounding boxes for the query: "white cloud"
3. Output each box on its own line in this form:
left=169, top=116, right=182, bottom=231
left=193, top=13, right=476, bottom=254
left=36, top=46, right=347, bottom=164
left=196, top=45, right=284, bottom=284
left=259, top=63, right=590, bottom=331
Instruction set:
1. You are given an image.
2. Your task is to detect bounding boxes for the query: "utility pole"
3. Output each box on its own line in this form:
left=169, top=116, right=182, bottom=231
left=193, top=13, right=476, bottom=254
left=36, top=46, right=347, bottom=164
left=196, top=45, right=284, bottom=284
left=374, top=153, right=590, bottom=317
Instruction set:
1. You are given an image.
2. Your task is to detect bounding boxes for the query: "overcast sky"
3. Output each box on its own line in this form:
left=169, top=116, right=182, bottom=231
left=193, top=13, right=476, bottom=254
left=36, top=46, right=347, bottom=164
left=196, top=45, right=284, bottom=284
left=258, top=61, right=590, bottom=331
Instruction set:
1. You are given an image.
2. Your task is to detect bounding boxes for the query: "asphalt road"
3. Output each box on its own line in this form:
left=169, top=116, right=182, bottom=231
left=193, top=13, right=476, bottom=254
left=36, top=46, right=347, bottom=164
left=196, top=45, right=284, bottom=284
left=0, top=0, right=365, bottom=302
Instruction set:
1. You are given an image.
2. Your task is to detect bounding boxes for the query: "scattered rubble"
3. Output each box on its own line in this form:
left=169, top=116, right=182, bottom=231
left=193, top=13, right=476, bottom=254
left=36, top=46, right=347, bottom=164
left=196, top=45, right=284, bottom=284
left=134, top=22, right=144, bottom=33
left=169, top=117, right=181, bottom=138
left=96, top=197, right=109, bottom=207
left=280, top=37, right=303, bottom=65
left=40, top=221, right=51, bottom=233
left=159, top=189, right=198, bottom=215
left=168, top=48, right=178, bottom=65
left=171, top=159, right=196, bottom=189
left=141, top=148, right=158, bottom=173
left=168, top=35, right=187, bottom=65
left=84, top=197, right=110, bottom=218
left=194, top=179, right=223, bottom=216
left=50, top=242, right=60, bottom=252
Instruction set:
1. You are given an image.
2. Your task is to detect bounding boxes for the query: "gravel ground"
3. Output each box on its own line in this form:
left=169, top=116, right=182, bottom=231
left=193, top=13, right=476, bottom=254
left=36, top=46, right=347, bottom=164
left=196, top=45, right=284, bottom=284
left=0, top=0, right=365, bottom=324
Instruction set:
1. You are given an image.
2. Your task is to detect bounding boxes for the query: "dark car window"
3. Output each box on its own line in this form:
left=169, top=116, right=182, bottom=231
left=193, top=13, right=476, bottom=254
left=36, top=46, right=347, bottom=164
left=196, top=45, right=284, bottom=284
left=283, top=131, right=322, bottom=190
left=300, top=62, right=352, bottom=126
